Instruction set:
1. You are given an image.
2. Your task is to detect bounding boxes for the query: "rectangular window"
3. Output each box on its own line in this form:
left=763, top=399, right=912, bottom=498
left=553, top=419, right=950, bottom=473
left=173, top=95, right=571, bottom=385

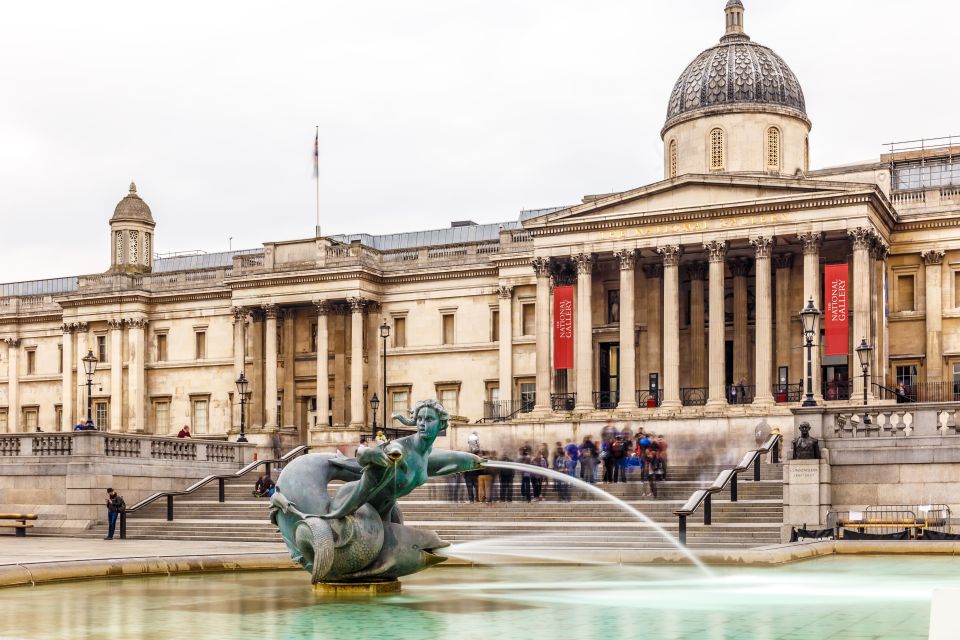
left=58, top=345, right=63, bottom=374
left=439, top=388, right=459, bottom=416
left=311, top=323, right=318, bottom=352
left=55, top=405, right=63, bottom=431
left=607, top=290, right=620, bottom=324
left=391, top=390, right=410, bottom=417
left=153, top=400, right=170, bottom=434
left=23, top=408, right=38, bottom=431
left=521, top=303, right=535, bottom=336
left=95, top=401, right=108, bottom=429
left=895, top=365, right=918, bottom=390
left=0, top=409, right=7, bottom=432
left=442, top=314, right=455, bottom=345
left=192, top=398, right=209, bottom=434
left=157, top=334, right=168, bottom=362
left=896, top=274, right=915, bottom=312
left=486, top=384, right=499, bottom=404
left=195, top=331, right=206, bottom=360
left=955, top=272, right=960, bottom=309
left=519, top=381, right=536, bottom=412
left=953, top=363, right=960, bottom=400
left=97, top=335, right=107, bottom=363
left=491, top=309, right=499, bottom=342
left=394, top=317, right=406, bottom=348
left=26, top=349, right=36, bottom=375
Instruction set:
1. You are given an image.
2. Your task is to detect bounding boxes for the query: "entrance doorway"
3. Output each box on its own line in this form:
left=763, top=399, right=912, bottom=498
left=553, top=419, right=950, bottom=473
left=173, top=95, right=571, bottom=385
left=598, top=342, right=620, bottom=408
left=823, top=364, right=850, bottom=400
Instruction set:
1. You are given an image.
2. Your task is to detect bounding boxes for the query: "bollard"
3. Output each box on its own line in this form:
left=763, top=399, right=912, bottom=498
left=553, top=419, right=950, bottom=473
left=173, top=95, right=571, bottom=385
left=679, top=515, right=687, bottom=546
left=218, top=478, right=225, bottom=503
left=119, top=512, right=127, bottom=539
left=166, top=495, right=174, bottom=521
left=704, top=493, right=712, bottom=525
left=730, top=473, right=738, bottom=502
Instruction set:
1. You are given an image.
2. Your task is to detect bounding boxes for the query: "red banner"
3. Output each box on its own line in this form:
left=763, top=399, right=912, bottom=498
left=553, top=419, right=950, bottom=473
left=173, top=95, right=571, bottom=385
left=823, top=264, right=849, bottom=356
left=553, top=285, right=574, bottom=369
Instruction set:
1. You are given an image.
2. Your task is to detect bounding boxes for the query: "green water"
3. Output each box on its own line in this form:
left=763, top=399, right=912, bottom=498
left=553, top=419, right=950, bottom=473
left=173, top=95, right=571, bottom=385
left=1, top=557, right=956, bottom=639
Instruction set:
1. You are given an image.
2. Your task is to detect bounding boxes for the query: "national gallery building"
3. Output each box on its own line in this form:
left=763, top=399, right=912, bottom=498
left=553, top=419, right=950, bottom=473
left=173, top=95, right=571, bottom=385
left=3, top=2, right=959, bottom=452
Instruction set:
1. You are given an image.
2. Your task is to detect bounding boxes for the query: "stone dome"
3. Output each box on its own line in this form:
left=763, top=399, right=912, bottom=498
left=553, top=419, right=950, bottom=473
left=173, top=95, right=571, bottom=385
left=111, top=182, right=154, bottom=223
left=664, top=2, right=807, bottom=132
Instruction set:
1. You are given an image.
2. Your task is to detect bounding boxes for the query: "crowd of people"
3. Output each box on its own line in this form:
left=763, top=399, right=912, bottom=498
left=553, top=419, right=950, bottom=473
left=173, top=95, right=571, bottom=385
left=444, top=427, right=669, bottom=503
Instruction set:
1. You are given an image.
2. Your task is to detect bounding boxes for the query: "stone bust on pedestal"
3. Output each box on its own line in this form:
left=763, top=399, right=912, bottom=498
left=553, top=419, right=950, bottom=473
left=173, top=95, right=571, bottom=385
left=792, top=422, right=820, bottom=460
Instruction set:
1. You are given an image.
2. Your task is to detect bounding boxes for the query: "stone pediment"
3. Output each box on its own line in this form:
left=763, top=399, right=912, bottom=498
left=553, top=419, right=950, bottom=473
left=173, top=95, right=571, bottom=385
left=522, top=173, right=884, bottom=231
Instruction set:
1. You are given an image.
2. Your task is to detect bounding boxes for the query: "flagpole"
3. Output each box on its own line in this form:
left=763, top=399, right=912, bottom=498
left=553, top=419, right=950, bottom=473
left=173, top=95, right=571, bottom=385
left=314, top=125, right=321, bottom=237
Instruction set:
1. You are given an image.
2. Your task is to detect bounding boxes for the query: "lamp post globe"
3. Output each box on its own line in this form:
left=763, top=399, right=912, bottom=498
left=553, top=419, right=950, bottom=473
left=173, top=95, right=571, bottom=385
left=380, top=319, right=391, bottom=431
left=81, top=350, right=98, bottom=424
left=235, top=372, right=250, bottom=443
left=799, top=297, right=820, bottom=407
left=370, top=393, right=380, bottom=437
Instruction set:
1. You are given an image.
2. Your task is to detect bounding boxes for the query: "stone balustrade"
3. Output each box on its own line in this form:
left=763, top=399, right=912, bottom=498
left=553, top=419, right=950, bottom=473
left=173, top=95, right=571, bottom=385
left=822, top=403, right=960, bottom=438
left=0, top=431, right=251, bottom=463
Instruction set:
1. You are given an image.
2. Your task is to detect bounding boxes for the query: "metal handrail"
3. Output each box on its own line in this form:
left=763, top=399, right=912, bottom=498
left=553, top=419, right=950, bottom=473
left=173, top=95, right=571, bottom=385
left=673, top=433, right=781, bottom=545
left=118, top=445, right=311, bottom=538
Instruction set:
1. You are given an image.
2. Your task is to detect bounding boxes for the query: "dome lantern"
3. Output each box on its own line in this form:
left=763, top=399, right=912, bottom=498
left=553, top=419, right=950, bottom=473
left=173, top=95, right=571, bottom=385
left=723, top=0, right=746, bottom=40
left=108, top=181, right=156, bottom=274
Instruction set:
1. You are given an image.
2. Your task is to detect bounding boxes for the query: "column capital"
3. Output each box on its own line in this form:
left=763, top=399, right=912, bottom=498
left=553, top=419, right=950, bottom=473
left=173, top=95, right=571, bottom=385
left=703, top=240, right=727, bottom=263
left=61, top=323, right=76, bottom=334
left=313, top=299, right=331, bottom=315
left=107, top=319, right=124, bottom=330
left=871, top=239, right=890, bottom=261
left=728, top=257, right=753, bottom=277
left=686, top=261, right=708, bottom=281
left=124, top=318, right=148, bottom=329
left=76, top=322, right=89, bottom=333
left=232, top=306, right=251, bottom=323
left=657, top=245, right=682, bottom=267
left=262, top=303, right=279, bottom=319
left=496, top=285, right=514, bottom=299
left=347, top=297, right=367, bottom=313
left=365, top=301, right=381, bottom=315
left=750, top=235, right=774, bottom=259
left=573, top=252, right=595, bottom=274
left=530, top=257, right=551, bottom=277
left=641, top=263, right=664, bottom=279
left=922, top=249, right=945, bottom=266
left=613, top=249, right=636, bottom=270
left=848, top=227, right=875, bottom=251
left=2, top=337, right=19, bottom=347
left=799, top=232, right=823, bottom=255
left=772, top=253, right=794, bottom=270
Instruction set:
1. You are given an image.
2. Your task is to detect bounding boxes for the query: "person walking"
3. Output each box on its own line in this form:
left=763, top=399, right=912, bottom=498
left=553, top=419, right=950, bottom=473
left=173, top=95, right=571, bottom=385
left=271, top=432, right=283, bottom=469
left=518, top=448, right=533, bottom=502
left=104, top=488, right=125, bottom=540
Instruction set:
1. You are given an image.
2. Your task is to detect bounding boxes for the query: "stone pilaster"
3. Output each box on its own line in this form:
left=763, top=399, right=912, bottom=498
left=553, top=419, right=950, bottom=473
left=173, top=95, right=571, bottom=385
left=687, top=261, right=707, bottom=390
left=704, top=240, right=727, bottom=406
left=108, top=319, right=124, bottom=431
left=281, top=308, right=296, bottom=429
left=263, top=304, right=279, bottom=429
left=658, top=245, right=682, bottom=409
left=872, top=241, right=889, bottom=384
left=313, top=301, right=330, bottom=430
left=531, top=258, right=552, bottom=411
left=61, top=324, right=74, bottom=431
left=752, top=236, right=774, bottom=404
left=126, top=318, right=147, bottom=433
left=849, top=228, right=874, bottom=400
left=573, top=253, right=595, bottom=410
left=922, top=249, right=946, bottom=383
left=799, top=232, right=823, bottom=402
left=642, top=264, right=663, bottom=396
left=497, top=285, right=514, bottom=407
left=347, top=297, right=366, bottom=427
left=4, top=338, right=19, bottom=432
left=615, top=250, right=637, bottom=409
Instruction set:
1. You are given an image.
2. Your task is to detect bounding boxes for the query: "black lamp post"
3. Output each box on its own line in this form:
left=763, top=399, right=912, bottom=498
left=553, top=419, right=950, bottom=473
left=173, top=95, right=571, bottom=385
left=856, top=338, right=873, bottom=425
left=370, top=393, right=380, bottom=438
left=82, top=350, right=98, bottom=424
left=236, top=372, right=249, bottom=443
left=800, top=297, right=820, bottom=407
left=380, top=320, right=391, bottom=429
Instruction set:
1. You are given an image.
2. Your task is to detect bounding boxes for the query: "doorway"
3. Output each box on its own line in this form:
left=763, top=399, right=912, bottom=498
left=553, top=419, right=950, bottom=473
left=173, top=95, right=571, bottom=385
left=598, top=342, right=620, bottom=408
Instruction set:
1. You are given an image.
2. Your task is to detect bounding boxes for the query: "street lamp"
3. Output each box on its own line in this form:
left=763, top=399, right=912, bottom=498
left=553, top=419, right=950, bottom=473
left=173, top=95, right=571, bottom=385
left=370, top=393, right=380, bottom=438
left=380, top=320, right=391, bottom=429
left=856, top=338, right=873, bottom=425
left=81, top=350, right=98, bottom=424
left=799, top=297, right=820, bottom=407
left=235, top=372, right=250, bottom=443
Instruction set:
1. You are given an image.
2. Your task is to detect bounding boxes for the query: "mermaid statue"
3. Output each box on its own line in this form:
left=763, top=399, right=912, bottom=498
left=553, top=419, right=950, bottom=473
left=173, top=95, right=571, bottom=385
left=269, top=399, right=483, bottom=584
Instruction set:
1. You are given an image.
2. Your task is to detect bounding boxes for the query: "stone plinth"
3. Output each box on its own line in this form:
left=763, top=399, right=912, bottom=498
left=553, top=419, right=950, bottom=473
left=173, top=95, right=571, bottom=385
left=783, top=458, right=831, bottom=538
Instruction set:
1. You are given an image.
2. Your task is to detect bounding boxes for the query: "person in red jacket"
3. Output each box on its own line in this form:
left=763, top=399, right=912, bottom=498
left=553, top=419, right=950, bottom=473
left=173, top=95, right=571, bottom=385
left=177, top=425, right=191, bottom=438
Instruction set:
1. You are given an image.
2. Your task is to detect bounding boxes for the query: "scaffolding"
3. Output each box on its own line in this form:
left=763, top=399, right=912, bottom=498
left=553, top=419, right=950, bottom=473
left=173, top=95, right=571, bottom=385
left=884, top=135, right=960, bottom=191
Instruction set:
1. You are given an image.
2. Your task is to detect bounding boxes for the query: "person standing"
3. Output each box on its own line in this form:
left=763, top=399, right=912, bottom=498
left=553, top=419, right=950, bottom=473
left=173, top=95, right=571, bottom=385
left=271, top=432, right=283, bottom=469
left=498, top=452, right=515, bottom=502
left=104, top=488, right=125, bottom=540
left=531, top=450, right=548, bottom=500
left=177, top=425, right=191, bottom=438
left=579, top=436, right=597, bottom=484
left=611, top=435, right=627, bottom=483
left=464, top=466, right=480, bottom=503
left=518, top=448, right=533, bottom=502
left=477, top=454, right=492, bottom=504
left=446, top=472, right=463, bottom=503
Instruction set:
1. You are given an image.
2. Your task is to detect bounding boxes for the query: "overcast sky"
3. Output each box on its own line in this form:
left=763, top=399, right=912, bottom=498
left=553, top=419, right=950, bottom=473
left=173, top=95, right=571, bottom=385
left=1, top=0, right=957, bottom=283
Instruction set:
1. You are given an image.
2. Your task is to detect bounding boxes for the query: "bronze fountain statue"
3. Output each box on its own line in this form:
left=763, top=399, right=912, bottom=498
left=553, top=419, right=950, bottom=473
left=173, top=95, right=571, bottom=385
left=270, top=399, right=482, bottom=585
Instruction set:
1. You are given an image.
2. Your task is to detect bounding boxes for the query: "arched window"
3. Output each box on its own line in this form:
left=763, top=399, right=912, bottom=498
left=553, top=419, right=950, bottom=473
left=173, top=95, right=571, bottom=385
left=115, top=231, right=124, bottom=264
left=709, top=128, right=725, bottom=171
left=669, top=139, right=678, bottom=178
left=766, top=127, right=781, bottom=170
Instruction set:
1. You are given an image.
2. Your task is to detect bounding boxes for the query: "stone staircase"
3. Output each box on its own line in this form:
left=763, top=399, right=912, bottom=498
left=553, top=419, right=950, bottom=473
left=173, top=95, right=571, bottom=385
left=99, top=463, right=784, bottom=550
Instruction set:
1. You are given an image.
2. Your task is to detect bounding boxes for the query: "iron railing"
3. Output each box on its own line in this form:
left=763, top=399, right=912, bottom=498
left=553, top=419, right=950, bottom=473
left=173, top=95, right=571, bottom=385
left=896, top=382, right=960, bottom=403
left=773, top=383, right=802, bottom=403
left=823, top=380, right=852, bottom=401
left=482, top=398, right=535, bottom=422
left=727, top=384, right=756, bottom=405
left=637, top=389, right=661, bottom=408
left=593, top=391, right=618, bottom=410
left=674, top=433, right=781, bottom=545
left=680, top=387, right=707, bottom=406
left=551, top=393, right=576, bottom=412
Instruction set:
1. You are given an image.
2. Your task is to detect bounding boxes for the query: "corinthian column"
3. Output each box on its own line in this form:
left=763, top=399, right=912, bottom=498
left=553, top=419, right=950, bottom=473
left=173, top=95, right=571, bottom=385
left=773, top=254, right=794, bottom=386
left=687, top=261, right=707, bottom=390
left=872, top=242, right=889, bottom=384
left=658, top=245, right=682, bottom=409
left=74, top=323, right=88, bottom=423
left=126, top=318, right=147, bottom=433
left=704, top=240, right=727, bottom=406
left=642, top=264, right=663, bottom=396
left=232, top=307, right=248, bottom=430
left=849, top=228, right=873, bottom=400
left=922, top=249, right=945, bottom=383
left=4, top=339, right=19, bottom=432
left=313, top=301, right=330, bottom=430
left=263, top=304, right=279, bottom=429
left=729, top=258, right=753, bottom=389
left=348, top=298, right=366, bottom=426
left=573, top=253, right=595, bottom=411
left=752, top=236, right=774, bottom=404
left=108, top=319, right=123, bottom=431
left=532, top=258, right=552, bottom=411
left=799, top=232, right=823, bottom=402
left=61, top=324, right=74, bottom=431
left=615, top=250, right=638, bottom=409
left=497, top=285, right=514, bottom=407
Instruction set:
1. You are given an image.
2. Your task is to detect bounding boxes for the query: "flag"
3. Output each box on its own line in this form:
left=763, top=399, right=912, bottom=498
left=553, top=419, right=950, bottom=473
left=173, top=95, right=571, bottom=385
left=312, top=128, right=319, bottom=179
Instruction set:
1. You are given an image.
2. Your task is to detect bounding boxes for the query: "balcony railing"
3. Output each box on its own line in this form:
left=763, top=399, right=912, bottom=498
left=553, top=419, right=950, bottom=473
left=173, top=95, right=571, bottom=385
left=727, top=384, right=756, bottom=405
left=592, top=391, right=618, bottom=410
left=551, top=393, right=576, bottom=412
left=773, top=383, right=803, bottom=404
left=637, top=389, right=661, bottom=408
left=823, top=380, right=852, bottom=401
left=680, top=387, right=707, bottom=406
left=482, top=398, right=535, bottom=422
